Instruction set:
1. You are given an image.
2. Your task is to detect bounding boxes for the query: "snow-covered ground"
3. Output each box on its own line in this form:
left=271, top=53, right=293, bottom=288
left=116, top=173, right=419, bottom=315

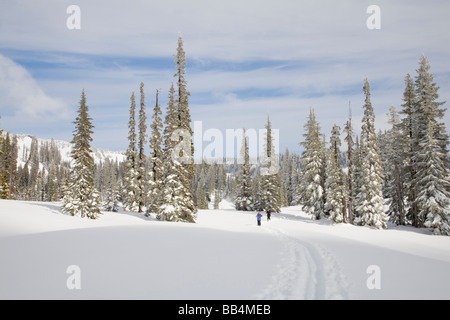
left=0, top=199, right=449, bottom=299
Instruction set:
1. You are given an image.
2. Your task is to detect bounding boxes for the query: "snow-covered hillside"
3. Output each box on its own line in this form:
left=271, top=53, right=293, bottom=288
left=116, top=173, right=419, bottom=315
left=12, top=133, right=126, bottom=166
left=1, top=199, right=449, bottom=299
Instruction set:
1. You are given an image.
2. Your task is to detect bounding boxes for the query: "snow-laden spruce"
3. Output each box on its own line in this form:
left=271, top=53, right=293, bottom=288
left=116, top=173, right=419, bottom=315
left=411, top=55, right=450, bottom=235
left=0, top=127, right=9, bottom=199
left=383, top=106, right=406, bottom=225
left=235, top=128, right=253, bottom=211
left=146, top=89, right=164, bottom=216
left=344, top=115, right=355, bottom=224
left=124, top=91, right=140, bottom=212
left=299, top=108, right=325, bottom=220
left=61, top=89, right=101, bottom=219
left=136, top=82, right=148, bottom=213
left=354, top=79, right=387, bottom=229
left=414, top=123, right=450, bottom=235
left=102, top=161, right=120, bottom=212
left=260, top=115, right=281, bottom=213
left=325, top=124, right=346, bottom=223
left=157, top=34, right=196, bottom=223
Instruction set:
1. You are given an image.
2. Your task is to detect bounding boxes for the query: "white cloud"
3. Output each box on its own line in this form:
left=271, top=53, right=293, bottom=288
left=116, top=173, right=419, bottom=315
left=0, top=0, right=449, bottom=151
left=0, top=54, right=70, bottom=123
left=1, top=0, right=449, bottom=60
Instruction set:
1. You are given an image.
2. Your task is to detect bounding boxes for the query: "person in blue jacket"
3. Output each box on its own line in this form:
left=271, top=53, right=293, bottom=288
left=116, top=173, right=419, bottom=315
left=256, top=212, right=262, bottom=226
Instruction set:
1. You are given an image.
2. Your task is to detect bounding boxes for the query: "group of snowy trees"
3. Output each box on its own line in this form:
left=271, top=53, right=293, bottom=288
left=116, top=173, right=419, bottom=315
left=59, top=34, right=197, bottom=221
left=235, top=116, right=282, bottom=213
left=382, top=56, right=450, bottom=234
left=121, top=35, right=196, bottom=222
left=1, top=50, right=449, bottom=234
left=0, top=128, right=124, bottom=206
left=296, top=55, right=449, bottom=235
left=232, top=55, right=449, bottom=236
left=0, top=132, right=71, bottom=202
left=0, top=35, right=205, bottom=223
left=0, top=126, right=13, bottom=199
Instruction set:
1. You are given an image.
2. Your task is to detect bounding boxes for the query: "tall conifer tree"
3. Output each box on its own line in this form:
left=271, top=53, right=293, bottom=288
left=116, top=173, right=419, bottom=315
left=385, top=106, right=406, bottom=225
left=299, top=108, right=325, bottom=220
left=412, top=55, right=450, bottom=234
left=124, top=92, right=139, bottom=212
left=0, top=122, right=9, bottom=199
left=325, top=124, right=346, bottom=223
left=62, top=89, right=100, bottom=218
left=399, top=73, right=418, bottom=225
left=355, top=78, right=387, bottom=229
left=147, top=89, right=164, bottom=215
left=137, top=82, right=147, bottom=213
left=158, top=34, right=196, bottom=222
left=344, top=113, right=354, bottom=224
left=235, top=128, right=253, bottom=211
left=261, top=115, right=281, bottom=212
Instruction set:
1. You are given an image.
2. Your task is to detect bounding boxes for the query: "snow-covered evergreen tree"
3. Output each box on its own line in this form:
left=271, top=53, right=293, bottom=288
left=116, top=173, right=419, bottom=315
left=399, top=73, right=418, bottom=225
left=384, top=106, right=406, bottom=225
left=411, top=55, right=450, bottom=233
left=235, top=128, right=253, bottom=211
left=299, top=108, right=325, bottom=220
left=136, top=82, right=147, bottom=213
left=414, top=123, right=450, bottom=235
left=251, top=168, right=263, bottom=211
left=280, top=148, right=291, bottom=206
left=146, top=89, right=164, bottom=215
left=414, top=55, right=448, bottom=166
left=102, top=167, right=120, bottom=212
left=61, top=89, right=101, bottom=219
left=354, top=78, right=387, bottom=229
left=213, top=189, right=221, bottom=209
left=344, top=115, right=354, bottom=224
left=158, top=36, right=196, bottom=222
left=289, top=154, right=301, bottom=206
left=0, top=173, right=7, bottom=199
left=0, top=127, right=8, bottom=199
left=28, top=137, right=39, bottom=200
left=174, top=34, right=194, bottom=181
left=0, top=126, right=10, bottom=199
left=124, top=92, right=139, bottom=212
left=280, top=148, right=292, bottom=207
left=196, top=181, right=209, bottom=210
left=158, top=156, right=196, bottom=222
left=260, top=116, right=281, bottom=213
left=325, top=124, right=346, bottom=223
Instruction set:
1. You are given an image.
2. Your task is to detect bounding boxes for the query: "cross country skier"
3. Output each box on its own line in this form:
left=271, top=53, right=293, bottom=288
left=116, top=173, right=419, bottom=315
left=256, top=212, right=262, bottom=226
left=266, top=209, right=272, bottom=221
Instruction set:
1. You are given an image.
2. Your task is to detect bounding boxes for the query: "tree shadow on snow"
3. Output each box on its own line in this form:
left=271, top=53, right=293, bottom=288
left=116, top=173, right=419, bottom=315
left=32, top=201, right=65, bottom=216
left=32, top=202, right=155, bottom=222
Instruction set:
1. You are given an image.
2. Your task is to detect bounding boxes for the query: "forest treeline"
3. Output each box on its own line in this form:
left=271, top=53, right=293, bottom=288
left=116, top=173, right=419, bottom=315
left=1, top=44, right=449, bottom=234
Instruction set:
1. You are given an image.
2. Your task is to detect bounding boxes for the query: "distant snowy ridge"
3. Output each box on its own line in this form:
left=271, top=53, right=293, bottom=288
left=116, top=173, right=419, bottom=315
left=11, top=133, right=126, bottom=166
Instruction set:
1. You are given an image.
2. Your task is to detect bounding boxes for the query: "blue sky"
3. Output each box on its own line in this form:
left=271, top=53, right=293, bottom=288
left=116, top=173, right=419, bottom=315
left=1, top=0, right=450, bottom=156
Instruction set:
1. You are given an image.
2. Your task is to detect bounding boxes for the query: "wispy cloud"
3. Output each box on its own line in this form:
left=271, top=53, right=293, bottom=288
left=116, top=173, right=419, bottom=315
left=0, top=54, right=70, bottom=125
left=0, top=0, right=449, bottom=152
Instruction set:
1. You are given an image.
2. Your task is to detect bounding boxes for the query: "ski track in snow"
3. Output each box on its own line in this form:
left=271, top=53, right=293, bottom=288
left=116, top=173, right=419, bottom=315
left=258, top=224, right=349, bottom=300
